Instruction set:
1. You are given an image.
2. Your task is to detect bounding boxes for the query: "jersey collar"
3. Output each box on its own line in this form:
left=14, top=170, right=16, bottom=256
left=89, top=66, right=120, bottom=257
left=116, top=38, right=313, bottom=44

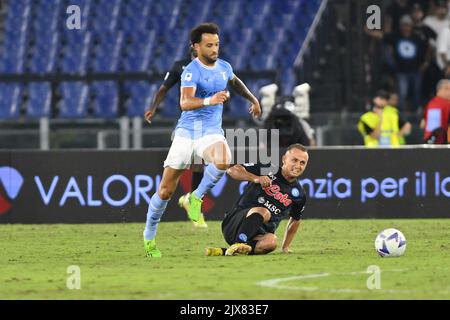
left=277, top=167, right=299, bottom=186
left=195, top=57, right=217, bottom=70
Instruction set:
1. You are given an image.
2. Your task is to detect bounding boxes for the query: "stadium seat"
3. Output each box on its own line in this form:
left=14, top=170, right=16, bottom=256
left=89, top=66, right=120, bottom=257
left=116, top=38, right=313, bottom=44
left=30, top=33, right=60, bottom=74
left=0, top=0, right=322, bottom=120
left=91, top=31, right=123, bottom=72
left=60, top=31, right=92, bottom=74
left=280, top=70, right=298, bottom=96
left=125, top=81, right=157, bottom=117
left=58, top=82, right=89, bottom=118
left=159, top=88, right=182, bottom=118
left=91, top=82, right=119, bottom=118
left=0, top=84, right=22, bottom=119
left=26, top=83, right=52, bottom=118
left=227, top=96, right=251, bottom=120
left=122, top=30, right=156, bottom=72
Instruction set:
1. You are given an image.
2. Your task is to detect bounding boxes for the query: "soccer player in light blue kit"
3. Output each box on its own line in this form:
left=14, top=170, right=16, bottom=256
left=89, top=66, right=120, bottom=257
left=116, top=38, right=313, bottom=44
left=143, top=23, right=262, bottom=257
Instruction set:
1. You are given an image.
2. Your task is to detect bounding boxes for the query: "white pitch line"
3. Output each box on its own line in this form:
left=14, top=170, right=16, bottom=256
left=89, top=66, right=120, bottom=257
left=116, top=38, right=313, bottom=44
left=256, top=269, right=450, bottom=294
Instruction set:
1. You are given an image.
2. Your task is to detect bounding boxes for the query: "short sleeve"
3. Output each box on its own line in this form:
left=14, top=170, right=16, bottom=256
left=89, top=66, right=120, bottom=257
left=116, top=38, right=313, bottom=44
left=241, top=163, right=261, bottom=176
left=289, top=195, right=306, bottom=221
left=227, top=63, right=234, bottom=81
left=162, top=61, right=182, bottom=90
left=221, top=60, right=234, bottom=81
left=180, top=66, right=199, bottom=88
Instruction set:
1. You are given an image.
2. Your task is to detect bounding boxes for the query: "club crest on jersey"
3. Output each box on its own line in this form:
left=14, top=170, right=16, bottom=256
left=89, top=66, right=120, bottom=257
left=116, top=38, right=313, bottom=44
left=221, top=71, right=227, bottom=80
left=262, top=185, right=292, bottom=206
left=291, top=188, right=300, bottom=197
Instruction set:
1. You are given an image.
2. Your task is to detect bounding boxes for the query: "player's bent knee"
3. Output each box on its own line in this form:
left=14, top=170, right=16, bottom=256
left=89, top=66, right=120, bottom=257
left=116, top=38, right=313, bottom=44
left=248, top=207, right=271, bottom=222
left=247, top=207, right=270, bottom=222
left=267, top=237, right=277, bottom=252
left=264, top=234, right=277, bottom=253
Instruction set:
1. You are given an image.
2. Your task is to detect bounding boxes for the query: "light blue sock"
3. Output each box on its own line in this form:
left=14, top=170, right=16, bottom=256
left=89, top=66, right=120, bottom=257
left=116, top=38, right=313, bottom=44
left=193, top=164, right=226, bottom=199
left=143, top=193, right=169, bottom=241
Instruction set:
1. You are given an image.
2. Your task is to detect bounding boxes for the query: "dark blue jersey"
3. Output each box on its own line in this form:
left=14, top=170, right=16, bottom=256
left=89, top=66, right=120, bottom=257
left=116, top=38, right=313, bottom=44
left=228, top=163, right=307, bottom=233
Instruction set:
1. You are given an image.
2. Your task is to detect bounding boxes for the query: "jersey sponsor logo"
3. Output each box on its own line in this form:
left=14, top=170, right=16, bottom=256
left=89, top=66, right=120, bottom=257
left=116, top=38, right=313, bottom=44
left=262, top=184, right=292, bottom=206
left=264, top=200, right=281, bottom=215
left=257, top=196, right=265, bottom=204
left=184, top=72, right=192, bottom=81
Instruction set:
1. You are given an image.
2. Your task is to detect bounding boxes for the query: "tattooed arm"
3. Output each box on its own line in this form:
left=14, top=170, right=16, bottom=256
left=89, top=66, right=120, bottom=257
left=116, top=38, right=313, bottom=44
left=228, top=75, right=262, bottom=118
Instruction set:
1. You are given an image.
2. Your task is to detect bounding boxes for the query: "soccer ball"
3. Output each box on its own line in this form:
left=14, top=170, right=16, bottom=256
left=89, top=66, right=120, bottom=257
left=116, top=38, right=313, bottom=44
left=374, top=228, right=407, bottom=257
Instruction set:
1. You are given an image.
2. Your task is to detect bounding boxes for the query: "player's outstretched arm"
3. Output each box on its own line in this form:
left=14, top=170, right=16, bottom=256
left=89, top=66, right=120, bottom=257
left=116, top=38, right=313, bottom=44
left=228, top=76, right=261, bottom=118
left=180, top=87, right=229, bottom=111
left=226, top=165, right=272, bottom=187
left=144, top=85, right=169, bottom=123
left=281, top=217, right=301, bottom=253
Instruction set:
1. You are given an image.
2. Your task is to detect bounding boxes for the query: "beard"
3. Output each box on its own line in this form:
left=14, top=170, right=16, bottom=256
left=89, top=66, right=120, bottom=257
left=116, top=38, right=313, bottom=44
left=203, top=54, right=218, bottom=64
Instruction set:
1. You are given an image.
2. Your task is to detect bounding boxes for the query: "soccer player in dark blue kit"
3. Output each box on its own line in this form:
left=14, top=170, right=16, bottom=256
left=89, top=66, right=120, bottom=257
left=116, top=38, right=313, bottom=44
left=206, top=144, right=309, bottom=256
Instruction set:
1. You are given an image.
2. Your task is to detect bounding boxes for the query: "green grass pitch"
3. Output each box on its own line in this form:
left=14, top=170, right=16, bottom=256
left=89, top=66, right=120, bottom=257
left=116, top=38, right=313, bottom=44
left=1, top=219, right=450, bottom=299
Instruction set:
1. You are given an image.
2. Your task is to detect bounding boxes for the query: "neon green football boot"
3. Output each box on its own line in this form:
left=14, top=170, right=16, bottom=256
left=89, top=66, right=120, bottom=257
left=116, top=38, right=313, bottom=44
left=195, top=213, right=208, bottom=228
left=144, top=239, right=162, bottom=258
left=178, top=193, right=208, bottom=228
left=187, top=192, right=203, bottom=222
left=179, top=192, right=203, bottom=223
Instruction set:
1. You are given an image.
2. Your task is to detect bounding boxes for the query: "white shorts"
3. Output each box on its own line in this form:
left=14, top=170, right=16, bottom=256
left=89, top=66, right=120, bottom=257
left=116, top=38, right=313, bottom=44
left=163, top=134, right=231, bottom=170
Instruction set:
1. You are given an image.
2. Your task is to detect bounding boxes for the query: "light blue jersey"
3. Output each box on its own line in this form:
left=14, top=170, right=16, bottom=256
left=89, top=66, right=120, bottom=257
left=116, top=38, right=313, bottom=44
left=176, top=58, right=234, bottom=138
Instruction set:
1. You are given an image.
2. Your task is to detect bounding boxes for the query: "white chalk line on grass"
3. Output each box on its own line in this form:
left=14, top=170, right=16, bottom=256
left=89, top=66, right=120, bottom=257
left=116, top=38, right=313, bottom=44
left=257, top=269, right=450, bottom=295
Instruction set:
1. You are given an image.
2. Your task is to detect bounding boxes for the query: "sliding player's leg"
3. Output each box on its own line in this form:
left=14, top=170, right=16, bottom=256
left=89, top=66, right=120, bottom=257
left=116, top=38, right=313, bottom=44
left=225, top=207, right=270, bottom=256
left=251, top=233, right=278, bottom=255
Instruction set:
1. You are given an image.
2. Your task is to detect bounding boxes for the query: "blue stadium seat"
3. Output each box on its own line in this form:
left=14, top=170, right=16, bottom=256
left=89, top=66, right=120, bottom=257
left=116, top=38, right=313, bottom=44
left=159, top=87, right=181, bottom=118
left=58, top=82, right=89, bottom=118
left=0, top=84, right=22, bottom=119
left=280, top=70, right=298, bottom=96
left=91, top=82, right=119, bottom=118
left=0, top=0, right=321, bottom=119
left=30, top=33, right=60, bottom=74
left=26, top=83, right=51, bottom=118
left=122, top=31, right=156, bottom=72
left=125, top=82, right=157, bottom=117
left=90, top=0, right=121, bottom=31
left=91, top=31, right=123, bottom=72
left=60, top=31, right=92, bottom=74
left=227, top=96, right=251, bottom=120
